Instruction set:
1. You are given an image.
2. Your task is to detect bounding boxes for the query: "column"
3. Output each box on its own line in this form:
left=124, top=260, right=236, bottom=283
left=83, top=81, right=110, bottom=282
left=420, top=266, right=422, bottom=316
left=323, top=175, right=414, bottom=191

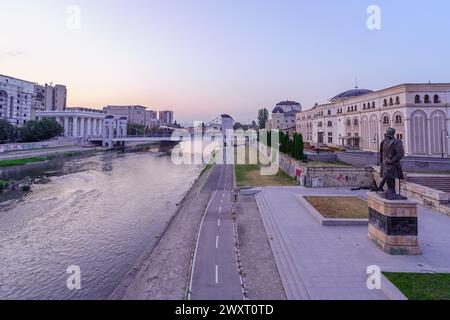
left=73, top=117, right=78, bottom=138
left=87, top=118, right=92, bottom=138
left=80, top=117, right=85, bottom=139
left=64, top=117, right=69, bottom=137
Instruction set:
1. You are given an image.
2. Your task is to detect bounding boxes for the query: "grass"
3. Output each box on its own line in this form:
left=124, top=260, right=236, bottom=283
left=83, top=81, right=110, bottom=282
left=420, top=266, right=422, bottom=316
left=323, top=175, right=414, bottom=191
left=0, top=157, right=48, bottom=167
left=304, top=196, right=368, bottom=219
left=233, top=145, right=297, bottom=187
left=304, top=160, right=352, bottom=167
left=384, top=273, right=450, bottom=300
left=235, top=164, right=296, bottom=187
left=0, top=179, right=8, bottom=190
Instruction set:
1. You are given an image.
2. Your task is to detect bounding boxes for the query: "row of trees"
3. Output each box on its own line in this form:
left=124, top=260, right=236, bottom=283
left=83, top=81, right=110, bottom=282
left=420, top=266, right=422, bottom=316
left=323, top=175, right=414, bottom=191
left=279, top=131, right=304, bottom=160
left=0, top=119, right=64, bottom=143
left=259, top=130, right=305, bottom=160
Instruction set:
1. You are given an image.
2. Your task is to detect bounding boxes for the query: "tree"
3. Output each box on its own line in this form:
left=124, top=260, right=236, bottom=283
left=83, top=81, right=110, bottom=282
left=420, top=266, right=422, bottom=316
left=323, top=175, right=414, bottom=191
left=19, top=118, right=63, bottom=142
left=233, top=122, right=243, bottom=131
left=127, top=124, right=145, bottom=136
left=257, top=108, right=269, bottom=129
left=0, top=119, right=17, bottom=142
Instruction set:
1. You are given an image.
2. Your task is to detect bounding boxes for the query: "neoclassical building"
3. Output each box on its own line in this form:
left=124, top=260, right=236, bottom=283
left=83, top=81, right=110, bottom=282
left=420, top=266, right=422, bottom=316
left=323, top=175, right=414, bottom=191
left=266, top=100, right=302, bottom=130
left=296, top=83, right=450, bottom=157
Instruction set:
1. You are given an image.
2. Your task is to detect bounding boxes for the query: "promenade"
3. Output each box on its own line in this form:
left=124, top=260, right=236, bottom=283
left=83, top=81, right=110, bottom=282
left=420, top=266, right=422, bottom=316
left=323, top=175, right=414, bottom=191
left=255, top=186, right=450, bottom=300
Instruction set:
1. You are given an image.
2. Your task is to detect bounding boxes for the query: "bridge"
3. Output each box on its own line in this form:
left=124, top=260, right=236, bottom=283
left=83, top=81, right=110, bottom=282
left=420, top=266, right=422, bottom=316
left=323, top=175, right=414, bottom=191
left=92, top=114, right=235, bottom=149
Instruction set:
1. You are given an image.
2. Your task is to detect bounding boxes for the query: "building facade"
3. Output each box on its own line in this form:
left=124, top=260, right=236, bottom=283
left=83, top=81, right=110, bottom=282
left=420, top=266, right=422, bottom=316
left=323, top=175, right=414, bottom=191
left=296, top=83, right=450, bottom=157
left=145, top=109, right=159, bottom=129
left=266, top=101, right=302, bottom=130
left=0, top=74, right=35, bottom=126
left=38, top=108, right=107, bottom=140
left=105, top=105, right=146, bottom=126
left=159, top=110, right=174, bottom=126
left=43, top=84, right=67, bottom=111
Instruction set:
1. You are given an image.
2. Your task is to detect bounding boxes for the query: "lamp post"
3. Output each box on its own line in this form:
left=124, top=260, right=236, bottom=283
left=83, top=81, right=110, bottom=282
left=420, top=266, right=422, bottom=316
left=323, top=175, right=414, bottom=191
left=441, top=129, right=449, bottom=158
left=373, top=133, right=380, bottom=166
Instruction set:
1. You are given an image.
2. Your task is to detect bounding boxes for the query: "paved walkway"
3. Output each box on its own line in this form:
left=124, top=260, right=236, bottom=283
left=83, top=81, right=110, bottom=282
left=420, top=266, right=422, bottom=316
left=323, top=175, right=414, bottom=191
left=189, top=164, right=243, bottom=300
left=256, top=186, right=450, bottom=300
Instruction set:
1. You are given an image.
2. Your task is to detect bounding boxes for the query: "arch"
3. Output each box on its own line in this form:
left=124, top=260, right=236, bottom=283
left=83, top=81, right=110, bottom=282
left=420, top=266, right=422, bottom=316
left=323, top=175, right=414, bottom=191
left=410, top=110, right=429, bottom=155
left=361, top=115, right=369, bottom=149
left=393, top=111, right=404, bottom=125
left=369, top=114, right=379, bottom=151
left=381, top=113, right=390, bottom=126
left=434, top=95, right=440, bottom=103
left=415, top=95, right=421, bottom=104
left=430, top=110, right=447, bottom=155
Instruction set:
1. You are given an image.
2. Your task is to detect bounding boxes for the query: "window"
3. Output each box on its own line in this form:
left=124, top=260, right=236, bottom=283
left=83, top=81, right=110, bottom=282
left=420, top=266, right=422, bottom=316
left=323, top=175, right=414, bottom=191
left=318, top=121, right=323, bottom=127
left=389, top=98, right=394, bottom=106
left=424, top=95, right=430, bottom=103
left=415, top=95, right=421, bottom=103
left=346, top=119, right=351, bottom=126
left=383, top=99, right=388, bottom=107
left=434, top=95, right=440, bottom=103
left=397, top=134, right=403, bottom=140
left=372, top=102, right=375, bottom=109
left=395, top=115, right=402, bottom=124
left=327, top=110, right=331, bottom=115
left=328, top=132, right=333, bottom=144
left=383, top=116, right=390, bottom=125
left=395, top=96, right=400, bottom=105
left=353, top=118, right=359, bottom=126
left=327, top=121, right=333, bottom=127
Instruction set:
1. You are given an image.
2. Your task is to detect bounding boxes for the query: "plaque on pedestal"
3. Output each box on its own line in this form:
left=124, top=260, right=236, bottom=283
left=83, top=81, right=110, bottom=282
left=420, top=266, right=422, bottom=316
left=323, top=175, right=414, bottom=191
left=368, top=192, right=421, bottom=255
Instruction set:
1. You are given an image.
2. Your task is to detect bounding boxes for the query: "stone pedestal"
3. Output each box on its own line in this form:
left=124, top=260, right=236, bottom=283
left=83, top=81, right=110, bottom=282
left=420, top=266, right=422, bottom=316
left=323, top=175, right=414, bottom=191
left=368, top=192, right=421, bottom=255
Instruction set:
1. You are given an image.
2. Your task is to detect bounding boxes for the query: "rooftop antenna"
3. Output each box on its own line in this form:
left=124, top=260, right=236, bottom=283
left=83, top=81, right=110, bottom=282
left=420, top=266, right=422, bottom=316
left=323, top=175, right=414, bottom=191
left=355, top=78, right=358, bottom=89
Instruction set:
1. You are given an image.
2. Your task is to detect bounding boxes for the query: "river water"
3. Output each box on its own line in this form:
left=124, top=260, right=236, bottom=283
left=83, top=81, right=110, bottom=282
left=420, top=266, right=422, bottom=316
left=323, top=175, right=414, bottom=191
left=0, top=147, right=201, bottom=300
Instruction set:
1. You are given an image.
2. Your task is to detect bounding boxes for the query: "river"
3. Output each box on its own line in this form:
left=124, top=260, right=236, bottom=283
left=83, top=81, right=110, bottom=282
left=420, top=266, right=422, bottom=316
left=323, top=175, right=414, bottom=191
left=0, top=147, right=201, bottom=300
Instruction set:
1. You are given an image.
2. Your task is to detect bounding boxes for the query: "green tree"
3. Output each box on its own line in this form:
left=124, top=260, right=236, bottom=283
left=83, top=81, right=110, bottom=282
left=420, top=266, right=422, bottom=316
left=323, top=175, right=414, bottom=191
left=0, top=119, right=18, bottom=142
left=19, top=118, right=63, bottom=142
left=233, top=122, right=243, bottom=131
left=127, top=124, right=145, bottom=136
left=257, top=108, right=269, bottom=129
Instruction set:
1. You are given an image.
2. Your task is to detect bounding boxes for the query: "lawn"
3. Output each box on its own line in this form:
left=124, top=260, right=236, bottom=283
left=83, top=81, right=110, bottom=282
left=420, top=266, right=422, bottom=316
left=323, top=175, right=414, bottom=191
left=384, top=273, right=450, bottom=300
left=305, top=160, right=352, bottom=167
left=304, top=196, right=368, bottom=219
left=235, top=164, right=296, bottom=187
left=0, top=157, right=48, bottom=167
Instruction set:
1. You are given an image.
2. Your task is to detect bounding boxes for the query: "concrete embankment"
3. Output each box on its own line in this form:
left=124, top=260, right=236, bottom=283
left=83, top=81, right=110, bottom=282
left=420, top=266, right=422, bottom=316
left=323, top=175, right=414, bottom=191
left=110, top=165, right=215, bottom=300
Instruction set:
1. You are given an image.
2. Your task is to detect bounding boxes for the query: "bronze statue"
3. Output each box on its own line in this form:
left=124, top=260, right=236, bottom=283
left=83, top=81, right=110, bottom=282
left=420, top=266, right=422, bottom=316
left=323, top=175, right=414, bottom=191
left=379, top=128, right=406, bottom=200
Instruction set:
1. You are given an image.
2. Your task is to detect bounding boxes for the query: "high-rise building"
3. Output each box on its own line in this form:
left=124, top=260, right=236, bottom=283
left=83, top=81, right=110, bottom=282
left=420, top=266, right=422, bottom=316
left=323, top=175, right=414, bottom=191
left=0, top=74, right=35, bottom=126
left=43, top=84, right=67, bottom=111
left=159, top=110, right=174, bottom=126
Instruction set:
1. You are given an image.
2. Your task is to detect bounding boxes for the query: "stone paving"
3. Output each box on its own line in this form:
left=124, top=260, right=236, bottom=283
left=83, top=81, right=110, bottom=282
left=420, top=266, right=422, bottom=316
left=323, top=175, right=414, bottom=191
left=255, top=186, right=450, bottom=300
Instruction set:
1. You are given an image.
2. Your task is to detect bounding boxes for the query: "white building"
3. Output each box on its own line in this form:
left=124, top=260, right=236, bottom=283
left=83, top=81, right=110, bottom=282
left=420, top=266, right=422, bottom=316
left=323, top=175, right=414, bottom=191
left=295, top=83, right=450, bottom=157
left=266, top=100, right=302, bottom=130
left=38, top=108, right=107, bottom=140
left=0, top=74, right=35, bottom=126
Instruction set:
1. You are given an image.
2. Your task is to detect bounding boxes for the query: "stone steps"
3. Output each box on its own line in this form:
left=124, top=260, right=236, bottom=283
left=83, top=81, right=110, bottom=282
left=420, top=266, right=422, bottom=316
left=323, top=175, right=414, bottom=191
left=255, top=191, right=310, bottom=300
left=407, top=177, right=450, bottom=193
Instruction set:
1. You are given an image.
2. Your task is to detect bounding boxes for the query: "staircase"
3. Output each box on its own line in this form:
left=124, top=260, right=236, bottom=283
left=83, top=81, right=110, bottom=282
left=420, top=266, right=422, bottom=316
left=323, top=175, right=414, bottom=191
left=407, top=176, right=450, bottom=193
left=254, top=190, right=310, bottom=300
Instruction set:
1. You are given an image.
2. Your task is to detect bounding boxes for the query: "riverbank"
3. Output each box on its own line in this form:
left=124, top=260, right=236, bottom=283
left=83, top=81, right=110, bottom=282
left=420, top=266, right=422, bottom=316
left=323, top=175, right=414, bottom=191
left=110, top=163, right=215, bottom=300
left=0, top=145, right=100, bottom=162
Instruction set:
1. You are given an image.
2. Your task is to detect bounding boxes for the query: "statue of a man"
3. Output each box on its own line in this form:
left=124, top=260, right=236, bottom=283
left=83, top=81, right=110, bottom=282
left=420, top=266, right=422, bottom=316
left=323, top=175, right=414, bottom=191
left=379, top=128, right=406, bottom=200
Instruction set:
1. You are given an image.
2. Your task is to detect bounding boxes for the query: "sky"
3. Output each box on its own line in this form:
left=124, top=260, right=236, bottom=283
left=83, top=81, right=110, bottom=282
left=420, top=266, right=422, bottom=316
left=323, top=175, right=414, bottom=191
left=1, top=0, right=450, bottom=125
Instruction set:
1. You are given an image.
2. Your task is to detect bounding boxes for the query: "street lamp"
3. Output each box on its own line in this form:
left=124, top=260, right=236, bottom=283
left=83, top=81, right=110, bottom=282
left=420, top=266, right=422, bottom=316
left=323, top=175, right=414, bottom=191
left=373, top=134, right=380, bottom=166
left=441, top=129, right=449, bottom=158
